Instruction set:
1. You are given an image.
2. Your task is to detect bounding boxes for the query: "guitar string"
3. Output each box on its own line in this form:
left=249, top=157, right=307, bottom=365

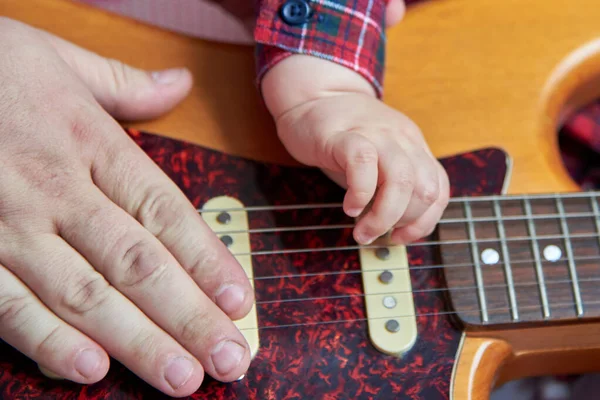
left=202, top=210, right=600, bottom=236
left=254, top=274, right=600, bottom=305
left=250, top=253, right=600, bottom=281
left=198, top=192, right=600, bottom=323
left=227, top=232, right=600, bottom=257
left=236, top=298, right=600, bottom=332
left=198, top=191, right=600, bottom=213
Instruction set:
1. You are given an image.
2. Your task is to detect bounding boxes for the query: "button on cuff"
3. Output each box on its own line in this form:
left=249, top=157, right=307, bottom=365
left=280, top=0, right=312, bottom=26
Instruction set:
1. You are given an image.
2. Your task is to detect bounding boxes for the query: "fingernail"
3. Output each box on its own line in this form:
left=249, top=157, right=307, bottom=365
left=215, top=285, right=246, bottom=315
left=151, top=68, right=183, bottom=85
left=356, top=232, right=374, bottom=245
left=211, top=340, right=245, bottom=376
left=164, top=356, right=194, bottom=390
left=346, top=208, right=362, bottom=218
left=74, top=349, right=102, bottom=378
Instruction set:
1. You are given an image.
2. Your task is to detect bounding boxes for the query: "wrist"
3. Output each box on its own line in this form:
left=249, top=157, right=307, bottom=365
left=261, top=54, right=377, bottom=120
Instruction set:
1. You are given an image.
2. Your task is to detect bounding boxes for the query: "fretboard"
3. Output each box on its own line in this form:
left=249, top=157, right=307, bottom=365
left=439, top=191, right=600, bottom=327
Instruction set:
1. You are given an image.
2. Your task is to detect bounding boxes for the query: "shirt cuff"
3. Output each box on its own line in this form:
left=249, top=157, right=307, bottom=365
left=254, top=0, right=388, bottom=98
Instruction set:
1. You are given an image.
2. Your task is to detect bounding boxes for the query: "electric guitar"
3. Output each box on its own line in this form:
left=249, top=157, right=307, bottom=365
left=1, top=0, right=600, bottom=399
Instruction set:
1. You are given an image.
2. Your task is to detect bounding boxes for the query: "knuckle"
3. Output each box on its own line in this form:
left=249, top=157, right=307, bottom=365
left=0, top=293, right=31, bottom=331
left=136, top=188, right=182, bottom=237
left=387, top=155, right=415, bottom=188
left=60, top=274, right=111, bottom=316
left=416, top=178, right=440, bottom=206
left=105, top=58, right=131, bottom=95
left=177, top=310, right=214, bottom=345
left=35, top=324, right=62, bottom=359
left=67, top=103, right=99, bottom=145
left=349, top=143, right=378, bottom=165
left=120, top=239, right=170, bottom=288
left=390, top=166, right=415, bottom=188
left=129, top=330, right=160, bottom=363
left=186, top=244, right=220, bottom=285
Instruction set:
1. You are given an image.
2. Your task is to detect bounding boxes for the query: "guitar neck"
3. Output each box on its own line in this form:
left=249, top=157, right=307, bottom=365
left=439, top=190, right=600, bottom=327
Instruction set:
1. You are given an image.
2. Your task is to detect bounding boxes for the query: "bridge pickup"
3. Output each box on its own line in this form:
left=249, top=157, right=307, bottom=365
left=359, top=236, right=418, bottom=356
left=201, top=196, right=259, bottom=359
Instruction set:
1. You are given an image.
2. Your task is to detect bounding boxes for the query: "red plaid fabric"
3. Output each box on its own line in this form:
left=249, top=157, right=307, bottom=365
left=78, top=0, right=388, bottom=96
left=254, top=0, right=388, bottom=97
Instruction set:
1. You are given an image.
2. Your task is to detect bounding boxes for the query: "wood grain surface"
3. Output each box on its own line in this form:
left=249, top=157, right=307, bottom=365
left=3, top=1, right=600, bottom=399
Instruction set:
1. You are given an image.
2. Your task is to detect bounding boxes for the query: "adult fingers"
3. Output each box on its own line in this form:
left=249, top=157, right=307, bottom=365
left=0, top=262, right=109, bottom=384
left=6, top=233, right=206, bottom=397
left=57, top=184, right=252, bottom=382
left=37, top=27, right=193, bottom=121
left=87, top=115, right=255, bottom=321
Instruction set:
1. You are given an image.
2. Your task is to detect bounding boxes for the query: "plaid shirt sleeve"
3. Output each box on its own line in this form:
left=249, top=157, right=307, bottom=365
left=253, top=0, right=388, bottom=97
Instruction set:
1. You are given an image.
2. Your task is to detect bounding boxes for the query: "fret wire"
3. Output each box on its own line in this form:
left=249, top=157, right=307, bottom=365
left=493, top=199, right=519, bottom=321
left=463, top=200, right=488, bottom=322
left=523, top=197, right=551, bottom=318
left=555, top=197, right=584, bottom=317
left=591, top=194, right=600, bottom=249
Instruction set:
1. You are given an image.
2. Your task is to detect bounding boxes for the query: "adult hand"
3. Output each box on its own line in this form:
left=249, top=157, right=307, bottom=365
left=0, top=18, right=253, bottom=397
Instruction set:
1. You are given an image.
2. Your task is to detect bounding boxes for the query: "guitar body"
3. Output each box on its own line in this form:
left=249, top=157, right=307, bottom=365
left=0, top=130, right=508, bottom=399
left=1, top=0, right=600, bottom=399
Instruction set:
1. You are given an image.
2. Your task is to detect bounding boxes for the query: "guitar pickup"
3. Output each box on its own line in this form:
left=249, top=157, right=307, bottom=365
left=201, top=196, right=260, bottom=359
left=358, top=236, right=418, bottom=356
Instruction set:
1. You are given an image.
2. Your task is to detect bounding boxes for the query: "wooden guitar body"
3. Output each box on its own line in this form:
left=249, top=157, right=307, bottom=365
left=1, top=0, right=600, bottom=399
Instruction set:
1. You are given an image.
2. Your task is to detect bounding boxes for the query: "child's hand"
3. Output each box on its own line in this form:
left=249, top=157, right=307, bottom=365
left=262, top=55, right=449, bottom=245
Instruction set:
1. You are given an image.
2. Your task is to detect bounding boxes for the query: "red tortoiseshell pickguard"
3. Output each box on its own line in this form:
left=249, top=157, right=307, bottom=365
left=0, top=129, right=508, bottom=399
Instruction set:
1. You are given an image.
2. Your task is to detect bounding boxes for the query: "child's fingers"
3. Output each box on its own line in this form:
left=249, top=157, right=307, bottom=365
left=331, top=133, right=379, bottom=218
left=353, top=143, right=414, bottom=244
left=385, top=0, right=406, bottom=27
left=392, top=149, right=441, bottom=228
left=391, top=162, right=450, bottom=243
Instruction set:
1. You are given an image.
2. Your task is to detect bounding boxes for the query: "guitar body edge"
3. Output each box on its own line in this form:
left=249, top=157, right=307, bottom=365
left=451, top=335, right=513, bottom=400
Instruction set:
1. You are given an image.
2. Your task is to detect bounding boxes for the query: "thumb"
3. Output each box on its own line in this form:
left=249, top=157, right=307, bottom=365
left=38, top=29, right=192, bottom=121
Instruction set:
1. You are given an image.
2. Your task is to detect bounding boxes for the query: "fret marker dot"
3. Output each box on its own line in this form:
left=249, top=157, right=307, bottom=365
left=481, top=249, right=500, bottom=265
left=543, top=245, right=562, bottom=262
